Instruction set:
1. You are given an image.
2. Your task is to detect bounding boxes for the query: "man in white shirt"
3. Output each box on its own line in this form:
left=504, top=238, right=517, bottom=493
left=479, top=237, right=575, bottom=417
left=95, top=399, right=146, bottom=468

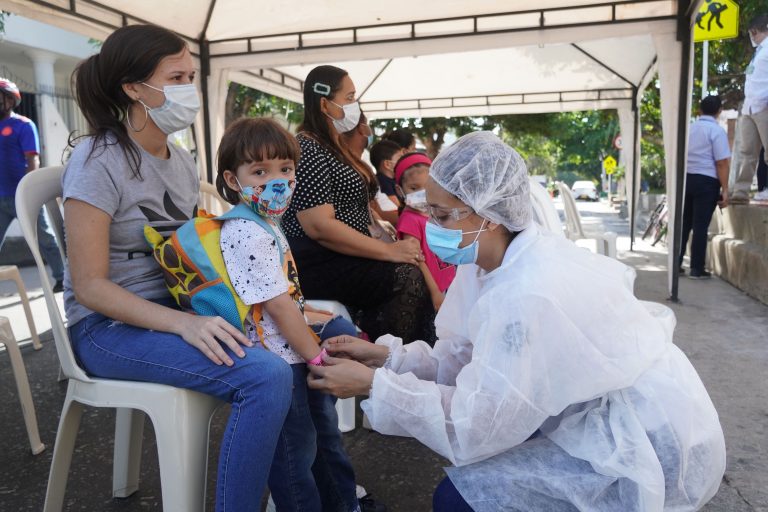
left=680, top=96, right=730, bottom=279
left=732, top=14, right=768, bottom=204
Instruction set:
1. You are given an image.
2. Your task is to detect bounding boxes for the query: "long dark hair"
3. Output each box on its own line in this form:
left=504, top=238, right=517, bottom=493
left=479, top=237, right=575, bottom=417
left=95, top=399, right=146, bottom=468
left=299, top=65, right=376, bottom=196
left=71, top=24, right=186, bottom=179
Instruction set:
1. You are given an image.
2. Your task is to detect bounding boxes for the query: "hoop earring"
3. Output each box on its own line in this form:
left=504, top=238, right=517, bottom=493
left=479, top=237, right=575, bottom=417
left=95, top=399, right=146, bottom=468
left=126, top=102, right=149, bottom=132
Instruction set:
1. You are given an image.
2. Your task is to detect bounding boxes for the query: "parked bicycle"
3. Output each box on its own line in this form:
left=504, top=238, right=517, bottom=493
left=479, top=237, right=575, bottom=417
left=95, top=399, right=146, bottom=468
left=641, top=196, right=668, bottom=246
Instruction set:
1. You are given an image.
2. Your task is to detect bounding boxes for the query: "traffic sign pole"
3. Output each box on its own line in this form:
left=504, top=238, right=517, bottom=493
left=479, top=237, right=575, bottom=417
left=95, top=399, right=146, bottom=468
left=702, top=40, right=709, bottom=98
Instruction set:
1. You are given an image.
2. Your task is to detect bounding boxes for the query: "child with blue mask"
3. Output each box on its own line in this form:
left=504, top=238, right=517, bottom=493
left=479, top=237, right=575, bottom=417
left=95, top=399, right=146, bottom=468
left=216, top=117, right=365, bottom=512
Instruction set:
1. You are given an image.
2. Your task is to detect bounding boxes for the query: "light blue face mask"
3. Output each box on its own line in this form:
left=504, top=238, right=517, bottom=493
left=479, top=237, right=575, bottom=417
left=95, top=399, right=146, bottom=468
left=236, top=177, right=294, bottom=218
left=425, top=219, right=487, bottom=265
left=367, top=133, right=374, bottom=147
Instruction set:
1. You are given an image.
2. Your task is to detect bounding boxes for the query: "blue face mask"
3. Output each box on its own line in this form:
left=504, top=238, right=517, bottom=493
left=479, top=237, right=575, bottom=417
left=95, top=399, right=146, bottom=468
left=237, top=177, right=294, bottom=218
left=425, top=219, right=487, bottom=265
left=367, top=133, right=374, bottom=147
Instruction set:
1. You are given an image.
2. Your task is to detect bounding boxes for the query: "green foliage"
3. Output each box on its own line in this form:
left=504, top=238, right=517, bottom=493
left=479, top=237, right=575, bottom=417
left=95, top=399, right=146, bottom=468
left=368, top=116, right=481, bottom=157
left=225, top=83, right=303, bottom=129
left=693, top=0, right=765, bottom=108
left=639, top=79, right=666, bottom=190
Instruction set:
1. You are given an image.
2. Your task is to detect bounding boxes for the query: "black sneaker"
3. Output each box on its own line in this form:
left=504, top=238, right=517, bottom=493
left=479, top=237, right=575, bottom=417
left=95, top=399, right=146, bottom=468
left=52, top=280, right=64, bottom=293
left=688, top=270, right=711, bottom=280
left=678, top=267, right=685, bottom=275
left=359, top=493, right=387, bottom=512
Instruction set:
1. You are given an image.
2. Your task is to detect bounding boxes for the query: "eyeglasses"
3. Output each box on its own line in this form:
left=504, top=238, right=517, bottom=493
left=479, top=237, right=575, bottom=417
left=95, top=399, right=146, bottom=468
left=427, top=205, right=474, bottom=226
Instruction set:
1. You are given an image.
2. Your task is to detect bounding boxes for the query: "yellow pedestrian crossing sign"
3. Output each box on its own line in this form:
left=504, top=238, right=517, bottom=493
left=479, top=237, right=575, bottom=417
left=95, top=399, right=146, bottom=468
left=603, top=156, right=617, bottom=175
left=694, top=0, right=739, bottom=42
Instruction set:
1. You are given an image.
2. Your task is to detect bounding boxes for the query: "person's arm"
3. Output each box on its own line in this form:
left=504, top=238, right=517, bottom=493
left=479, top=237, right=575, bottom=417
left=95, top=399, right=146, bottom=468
left=716, top=158, right=730, bottom=208
left=262, top=293, right=321, bottom=362
left=387, top=195, right=401, bottom=208
left=370, top=199, right=398, bottom=225
left=19, top=121, right=40, bottom=172
left=401, top=233, right=444, bottom=311
left=25, top=153, right=39, bottom=172
left=296, top=204, right=421, bottom=265
left=66, top=199, right=251, bottom=366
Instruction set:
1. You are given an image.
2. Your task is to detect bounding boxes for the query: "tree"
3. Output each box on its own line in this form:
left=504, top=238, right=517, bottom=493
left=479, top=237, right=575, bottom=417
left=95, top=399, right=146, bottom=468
left=693, top=0, right=765, bottom=108
left=224, top=83, right=303, bottom=129
left=368, top=116, right=480, bottom=158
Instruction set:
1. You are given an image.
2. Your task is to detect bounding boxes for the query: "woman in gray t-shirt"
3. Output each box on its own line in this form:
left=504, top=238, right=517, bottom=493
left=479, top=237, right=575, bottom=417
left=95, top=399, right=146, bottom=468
left=63, top=24, right=291, bottom=511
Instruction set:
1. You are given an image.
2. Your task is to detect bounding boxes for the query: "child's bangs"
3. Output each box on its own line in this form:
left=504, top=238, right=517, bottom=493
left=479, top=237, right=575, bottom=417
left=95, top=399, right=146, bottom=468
left=237, top=123, right=300, bottom=166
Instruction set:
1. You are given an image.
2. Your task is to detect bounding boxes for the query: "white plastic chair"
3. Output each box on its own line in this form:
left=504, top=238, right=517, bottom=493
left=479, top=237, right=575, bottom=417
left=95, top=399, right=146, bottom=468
left=528, top=176, right=565, bottom=236
left=198, top=179, right=231, bottom=215
left=305, top=299, right=357, bottom=433
left=0, top=265, right=42, bottom=349
left=556, top=181, right=618, bottom=258
left=0, top=315, right=45, bottom=454
left=16, top=166, right=222, bottom=512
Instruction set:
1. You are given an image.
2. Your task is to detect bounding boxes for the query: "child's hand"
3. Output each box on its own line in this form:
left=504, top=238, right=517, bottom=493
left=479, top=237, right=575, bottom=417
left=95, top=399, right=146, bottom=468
left=323, top=335, right=390, bottom=367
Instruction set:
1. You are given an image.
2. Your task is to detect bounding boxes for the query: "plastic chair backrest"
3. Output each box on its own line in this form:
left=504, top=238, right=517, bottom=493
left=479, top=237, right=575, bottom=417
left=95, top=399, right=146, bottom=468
left=15, top=166, right=91, bottom=382
left=528, top=177, right=564, bottom=235
left=198, top=180, right=231, bottom=215
left=556, top=181, right=586, bottom=239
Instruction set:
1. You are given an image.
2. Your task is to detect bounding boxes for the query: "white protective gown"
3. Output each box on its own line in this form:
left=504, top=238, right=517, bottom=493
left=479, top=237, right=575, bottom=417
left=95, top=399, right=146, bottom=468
left=361, top=226, right=725, bottom=511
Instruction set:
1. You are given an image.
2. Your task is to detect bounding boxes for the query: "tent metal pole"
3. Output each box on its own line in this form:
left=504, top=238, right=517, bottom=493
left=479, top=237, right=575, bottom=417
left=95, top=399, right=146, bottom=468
left=200, top=40, right=214, bottom=184
left=669, top=4, right=694, bottom=302
left=630, top=87, right=640, bottom=251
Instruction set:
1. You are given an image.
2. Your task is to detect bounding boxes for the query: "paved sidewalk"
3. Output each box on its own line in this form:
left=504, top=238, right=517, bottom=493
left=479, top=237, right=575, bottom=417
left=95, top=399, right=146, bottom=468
left=0, top=199, right=765, bottom=511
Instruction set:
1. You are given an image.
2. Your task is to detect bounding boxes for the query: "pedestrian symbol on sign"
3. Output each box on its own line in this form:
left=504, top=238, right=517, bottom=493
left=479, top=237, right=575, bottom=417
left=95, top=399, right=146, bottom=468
left=693, top=0, right=739, bottom=42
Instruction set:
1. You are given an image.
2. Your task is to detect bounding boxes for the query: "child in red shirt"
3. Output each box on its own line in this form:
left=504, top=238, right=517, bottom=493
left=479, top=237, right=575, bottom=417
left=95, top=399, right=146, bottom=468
left=394, top=153, right=456, bottom=311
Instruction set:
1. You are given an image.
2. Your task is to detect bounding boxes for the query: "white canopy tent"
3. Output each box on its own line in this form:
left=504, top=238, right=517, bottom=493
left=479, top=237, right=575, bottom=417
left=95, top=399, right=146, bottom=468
left=0, top=0, right=701, bottom=300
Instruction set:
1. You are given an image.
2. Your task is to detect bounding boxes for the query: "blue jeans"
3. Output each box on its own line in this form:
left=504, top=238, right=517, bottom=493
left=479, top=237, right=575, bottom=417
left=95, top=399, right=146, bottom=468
left=0, top=195, right=64, bottom=280
left=69, top=298, right=293, bottom=512
left=268, top=316, right=360, bottom=512
left=433, top=477, right=474, bottom=512
left=679, top=174, right=720, bottom=272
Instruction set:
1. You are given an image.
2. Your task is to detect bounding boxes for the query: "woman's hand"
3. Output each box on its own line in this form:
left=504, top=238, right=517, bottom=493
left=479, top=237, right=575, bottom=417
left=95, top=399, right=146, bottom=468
left=177, top=314, right=253, bottom=366
left=306, top=355, right=375, bottom=398
left=386, top=238, right=423, bottom=265
left=323, top=335, right=390, bottom=367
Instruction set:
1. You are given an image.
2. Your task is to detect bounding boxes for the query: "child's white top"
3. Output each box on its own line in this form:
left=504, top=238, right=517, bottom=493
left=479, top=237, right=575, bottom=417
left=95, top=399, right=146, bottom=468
left=220, top=217, right=304, bottom=364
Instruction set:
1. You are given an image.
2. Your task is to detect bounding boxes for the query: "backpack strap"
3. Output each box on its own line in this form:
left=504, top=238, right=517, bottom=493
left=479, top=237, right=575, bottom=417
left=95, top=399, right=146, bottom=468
left=218, top=204, right=285, bottom=265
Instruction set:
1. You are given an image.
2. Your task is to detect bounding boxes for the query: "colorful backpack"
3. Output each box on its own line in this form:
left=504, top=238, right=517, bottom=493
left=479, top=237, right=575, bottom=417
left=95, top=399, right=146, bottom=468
left=144, top=203, right=286, bottom=341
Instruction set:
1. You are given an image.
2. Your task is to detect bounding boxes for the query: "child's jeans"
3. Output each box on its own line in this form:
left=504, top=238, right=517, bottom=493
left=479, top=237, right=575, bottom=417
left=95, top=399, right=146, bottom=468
left=68, top=298, right=293, bottom=512
left=268, top=315, right=360, bottom=512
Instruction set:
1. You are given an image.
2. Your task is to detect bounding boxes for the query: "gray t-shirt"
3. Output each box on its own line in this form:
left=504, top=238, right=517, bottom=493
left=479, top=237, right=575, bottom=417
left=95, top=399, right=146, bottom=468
left=62, top=136, right=199, bottom=325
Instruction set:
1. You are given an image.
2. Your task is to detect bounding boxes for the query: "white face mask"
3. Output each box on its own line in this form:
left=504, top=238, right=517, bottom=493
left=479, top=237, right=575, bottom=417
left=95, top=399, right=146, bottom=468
left=327, top=100, right=361, bottom=134
left=140, top=82, right=200, bottom=134
left=405, top=189, right=428, bottom=212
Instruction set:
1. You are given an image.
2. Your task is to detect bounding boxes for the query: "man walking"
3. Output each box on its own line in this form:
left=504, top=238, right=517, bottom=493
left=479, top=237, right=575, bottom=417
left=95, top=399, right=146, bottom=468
left=680, top=95, right=730, bottom=279
left=0, top=78, right=64, bottom=291
left=731, top=14, right=768, bottom=204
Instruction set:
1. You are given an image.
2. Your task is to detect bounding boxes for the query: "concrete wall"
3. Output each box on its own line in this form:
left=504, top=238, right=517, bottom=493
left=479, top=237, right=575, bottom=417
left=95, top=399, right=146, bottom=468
left=709, top=205, right=768, bottom=305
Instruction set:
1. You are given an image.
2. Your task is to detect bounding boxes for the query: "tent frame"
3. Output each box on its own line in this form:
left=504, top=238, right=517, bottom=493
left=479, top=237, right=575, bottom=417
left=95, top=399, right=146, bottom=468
left=0, top=0, right=703, bottom=300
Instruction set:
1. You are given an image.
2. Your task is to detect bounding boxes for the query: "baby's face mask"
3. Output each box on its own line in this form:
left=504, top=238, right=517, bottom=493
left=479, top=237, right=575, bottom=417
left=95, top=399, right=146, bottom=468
left=404, top=189, right=428, bottom=212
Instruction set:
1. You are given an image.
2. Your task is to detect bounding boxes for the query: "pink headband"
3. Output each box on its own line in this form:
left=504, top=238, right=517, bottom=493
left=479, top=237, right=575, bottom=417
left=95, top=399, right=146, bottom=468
left=395, top=153, right=432, bottom=185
